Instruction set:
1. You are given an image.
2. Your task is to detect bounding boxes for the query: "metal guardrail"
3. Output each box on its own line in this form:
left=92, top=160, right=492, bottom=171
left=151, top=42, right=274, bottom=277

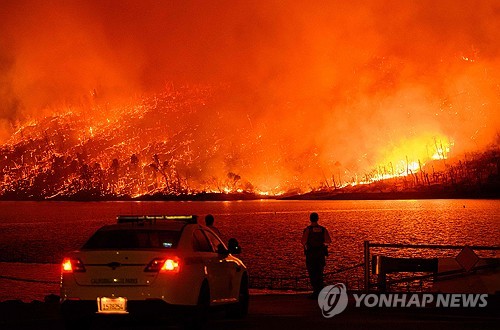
left=383, top=261, right=500, bottom=286
left=363, top=241, right=500, bottom=291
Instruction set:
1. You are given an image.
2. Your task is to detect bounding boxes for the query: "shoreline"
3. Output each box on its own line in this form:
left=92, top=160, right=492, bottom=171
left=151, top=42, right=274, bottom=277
left=0, top=189, right=498, bottom=202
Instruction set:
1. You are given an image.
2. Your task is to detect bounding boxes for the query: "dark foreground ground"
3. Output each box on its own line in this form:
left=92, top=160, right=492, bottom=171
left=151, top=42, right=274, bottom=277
left=1, top=293, right=499, bottom=330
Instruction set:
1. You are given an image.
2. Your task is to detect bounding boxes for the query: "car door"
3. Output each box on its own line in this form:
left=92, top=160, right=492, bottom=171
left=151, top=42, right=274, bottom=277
left=203, top=229, right=239, bottom=301
left=192, top=229, right=229, bottom=303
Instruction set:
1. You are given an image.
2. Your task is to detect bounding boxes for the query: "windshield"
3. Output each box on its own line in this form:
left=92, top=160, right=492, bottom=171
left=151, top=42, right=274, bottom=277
left=82, top=229, right=181, bottom=250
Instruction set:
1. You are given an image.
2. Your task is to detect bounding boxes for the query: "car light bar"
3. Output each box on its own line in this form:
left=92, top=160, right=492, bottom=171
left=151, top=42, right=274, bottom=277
left=117, top=215, right=198, bottom=224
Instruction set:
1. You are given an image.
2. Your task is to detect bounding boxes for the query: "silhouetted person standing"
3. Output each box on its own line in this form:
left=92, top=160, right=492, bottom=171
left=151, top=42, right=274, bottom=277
left=301, top=212, right=332, bottom=297
left=205, top=214, right=222, bottom=237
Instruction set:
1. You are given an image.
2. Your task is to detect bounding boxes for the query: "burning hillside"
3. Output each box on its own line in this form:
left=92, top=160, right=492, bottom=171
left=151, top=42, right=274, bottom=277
left=1, top=1, right=499, bottom=199
left=0, top=83, right=498, bottom=200
left=0, top=85, right=240, bottom=199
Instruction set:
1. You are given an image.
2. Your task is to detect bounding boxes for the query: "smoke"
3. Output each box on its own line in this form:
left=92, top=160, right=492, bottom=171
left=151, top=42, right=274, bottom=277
left=1, top=0, right=499, bottom=189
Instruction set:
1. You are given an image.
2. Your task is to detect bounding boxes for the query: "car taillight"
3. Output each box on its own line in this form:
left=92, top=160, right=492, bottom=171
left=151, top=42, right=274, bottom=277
left=61, top=257, right=86, bottom=273
left=144, top=257, right=180, bottom=273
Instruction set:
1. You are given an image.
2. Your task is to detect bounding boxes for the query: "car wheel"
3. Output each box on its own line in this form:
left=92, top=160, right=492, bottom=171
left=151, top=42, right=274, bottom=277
left=183, top=281, right=210, bottom=329
left=226, top=273, right=249, bottom=319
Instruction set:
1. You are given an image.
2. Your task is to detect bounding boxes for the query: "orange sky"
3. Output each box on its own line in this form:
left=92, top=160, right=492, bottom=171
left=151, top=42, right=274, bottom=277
left=1, top=0, right=499, bottom=189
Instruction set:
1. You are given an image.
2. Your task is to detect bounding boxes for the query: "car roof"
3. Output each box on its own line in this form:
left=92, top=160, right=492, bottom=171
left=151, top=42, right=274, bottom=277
left=97, top=221, right=191, bottom=232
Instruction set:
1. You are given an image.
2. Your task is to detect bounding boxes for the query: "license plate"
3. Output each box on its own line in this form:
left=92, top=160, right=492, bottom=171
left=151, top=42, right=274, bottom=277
left=97, top=297, right=128, bottom=314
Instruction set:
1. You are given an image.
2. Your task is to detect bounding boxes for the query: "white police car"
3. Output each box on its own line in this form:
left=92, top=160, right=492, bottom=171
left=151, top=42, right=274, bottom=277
left=60, top=215, right=248, bottom=327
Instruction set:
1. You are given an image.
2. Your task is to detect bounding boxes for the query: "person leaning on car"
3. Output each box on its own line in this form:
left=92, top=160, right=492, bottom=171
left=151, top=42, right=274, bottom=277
left=301, top=212, right=332, bottom=298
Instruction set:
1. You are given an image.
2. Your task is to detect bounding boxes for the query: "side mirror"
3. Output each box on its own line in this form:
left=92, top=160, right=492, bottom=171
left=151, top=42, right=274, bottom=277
left=227, top=238, right=241, bottom=255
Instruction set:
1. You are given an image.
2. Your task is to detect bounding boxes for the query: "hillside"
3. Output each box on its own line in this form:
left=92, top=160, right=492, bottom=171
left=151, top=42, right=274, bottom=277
left=0, top=85, right=498, bottom=201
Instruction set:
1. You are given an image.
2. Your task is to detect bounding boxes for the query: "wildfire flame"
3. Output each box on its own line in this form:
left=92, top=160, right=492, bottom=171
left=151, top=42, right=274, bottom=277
left=0, top=83, right=496, bottom=200
left=0, top=1, right=499, bottom=199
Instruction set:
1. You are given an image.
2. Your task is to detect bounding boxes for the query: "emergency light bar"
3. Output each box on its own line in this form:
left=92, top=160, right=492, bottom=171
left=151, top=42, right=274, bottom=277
left=117, top=215, right=198, bottom=224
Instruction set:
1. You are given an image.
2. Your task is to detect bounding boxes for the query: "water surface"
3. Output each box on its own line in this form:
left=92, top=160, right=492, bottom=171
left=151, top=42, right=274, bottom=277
left=0, top=199, right=498, bottom=300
